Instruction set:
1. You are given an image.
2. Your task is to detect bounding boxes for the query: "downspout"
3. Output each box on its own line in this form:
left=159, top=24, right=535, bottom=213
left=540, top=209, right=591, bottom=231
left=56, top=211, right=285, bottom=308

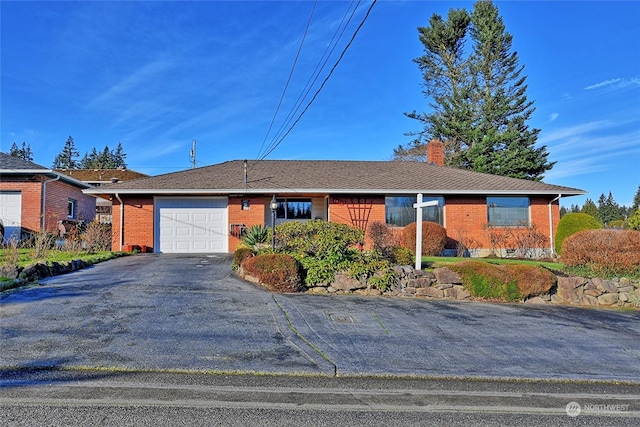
left=115, top=193, right=124, bottom=251
left=41, top=175, right=61, bottom=232
left=549, top=194, right=562, bottom=255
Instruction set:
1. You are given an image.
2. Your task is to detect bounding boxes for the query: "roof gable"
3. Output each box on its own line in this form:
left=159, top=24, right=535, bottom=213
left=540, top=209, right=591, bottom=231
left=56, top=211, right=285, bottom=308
left=0, top=152, right=49, bottom=170
left=84, top=159, right=586, bottom=197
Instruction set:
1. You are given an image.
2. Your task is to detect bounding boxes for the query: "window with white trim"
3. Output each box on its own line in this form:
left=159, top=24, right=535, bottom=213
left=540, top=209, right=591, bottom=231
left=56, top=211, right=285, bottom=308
left=67, top=198, right=77, bottom=219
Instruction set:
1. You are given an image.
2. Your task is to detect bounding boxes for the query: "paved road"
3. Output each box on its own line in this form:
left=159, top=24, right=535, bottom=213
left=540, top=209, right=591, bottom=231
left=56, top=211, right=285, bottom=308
left=2, top=370, right=639, bottom=426
left=1, top=253, right=640, bottom=382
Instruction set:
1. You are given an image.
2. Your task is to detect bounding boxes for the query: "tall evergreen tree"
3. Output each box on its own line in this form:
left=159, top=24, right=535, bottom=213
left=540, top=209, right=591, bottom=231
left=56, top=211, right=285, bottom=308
left=633, top=185, right=640, bottom=211
left=398, top=0, right=554, bottom=181
left=52, top=136, right=80, bottom=169
left=581, top=198, right=600, bottom=221
left=9, top=142, right=34, bottom=161
left=598, top=192, right=622, bottom=225
left=112, top=142, right=127, bottom=169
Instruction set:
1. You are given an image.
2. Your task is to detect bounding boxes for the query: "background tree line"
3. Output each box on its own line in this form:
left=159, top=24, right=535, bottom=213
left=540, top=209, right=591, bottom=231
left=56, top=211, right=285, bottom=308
left=8, top=135, right=127, bottom=169
left=561, top=185, right=640, bottom=226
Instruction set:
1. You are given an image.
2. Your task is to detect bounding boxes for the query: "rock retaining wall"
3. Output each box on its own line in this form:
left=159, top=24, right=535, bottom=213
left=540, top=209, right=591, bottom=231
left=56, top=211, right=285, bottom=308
left=304, top=265, right=640, bottom=309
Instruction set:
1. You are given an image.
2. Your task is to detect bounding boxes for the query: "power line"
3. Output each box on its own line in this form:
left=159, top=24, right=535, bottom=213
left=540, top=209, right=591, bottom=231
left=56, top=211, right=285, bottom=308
left=259, top=0, right=377, bottom=160
left=256, top=1, right=318, bottom=160
left=261, top=0, right=361, bottom=158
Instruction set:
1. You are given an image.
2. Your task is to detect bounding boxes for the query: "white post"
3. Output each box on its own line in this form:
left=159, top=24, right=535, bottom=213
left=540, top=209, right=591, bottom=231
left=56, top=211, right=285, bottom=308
left=415, top=193, right=423, bottom=270
left=413, top=195, right=439, bottom=270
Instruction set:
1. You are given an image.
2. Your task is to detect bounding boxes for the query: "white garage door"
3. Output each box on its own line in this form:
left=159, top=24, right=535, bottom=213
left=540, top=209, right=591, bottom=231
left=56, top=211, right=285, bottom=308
left=155, top=197, right=228, bottom=253
left=0, top=191, right=22, bottom=243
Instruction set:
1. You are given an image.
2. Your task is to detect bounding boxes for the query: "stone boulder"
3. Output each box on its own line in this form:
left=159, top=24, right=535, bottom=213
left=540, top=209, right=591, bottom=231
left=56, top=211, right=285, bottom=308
left=432, top=267, right=462, bottom=285
left=331, top=273, right=366, bottom=292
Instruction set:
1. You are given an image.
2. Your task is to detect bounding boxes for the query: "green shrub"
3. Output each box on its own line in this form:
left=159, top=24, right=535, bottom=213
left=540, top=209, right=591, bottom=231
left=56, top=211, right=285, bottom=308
left=561, top=229, right=640, bottom=277
left=402, top=221, right=447, bottom=256
left=391, top=246, right=414, bottom=265
left=608, top=219, right=625, bottom=229
left=274, top=220, right=364, bottom=286
left=448, top=260, right=554, bottom=302
left=241, top=225, right=270, bottom=249
left=628, top=209, right=640, bottom=231
left=233, top=247, right=254, bottom=268
left=555, top=213, right=602, bottom=255
left=450, top=261, right=521, bottom=302
left=241, top=253, right=303, bottom=293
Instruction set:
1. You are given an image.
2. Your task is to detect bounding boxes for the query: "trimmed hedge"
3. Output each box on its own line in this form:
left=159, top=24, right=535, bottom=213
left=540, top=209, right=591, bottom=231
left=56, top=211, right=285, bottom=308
left=561, top=229, right=640, bottom=276
left=241, top=253, right=303, bottom=293
left=449, top=260, right=556, bottom=302
left=402, top=221, right=447, bottom=256
left=555, top=213, right=602, bottom=255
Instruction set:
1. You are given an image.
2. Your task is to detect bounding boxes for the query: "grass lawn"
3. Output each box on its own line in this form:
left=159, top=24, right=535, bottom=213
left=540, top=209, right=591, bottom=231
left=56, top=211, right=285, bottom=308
left=1, top=249, right=119, bottom=269
left=422, top=256, right=564, bottom=271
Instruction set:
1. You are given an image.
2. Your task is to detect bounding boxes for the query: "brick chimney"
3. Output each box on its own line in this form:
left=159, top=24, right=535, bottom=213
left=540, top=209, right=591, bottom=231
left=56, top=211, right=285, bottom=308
left=426, top=139, right=444, bottom=166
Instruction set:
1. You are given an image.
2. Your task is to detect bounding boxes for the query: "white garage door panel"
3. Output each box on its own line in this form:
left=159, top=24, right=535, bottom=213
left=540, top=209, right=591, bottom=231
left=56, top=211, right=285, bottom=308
left=155, top=198, right=228, bottom=253
left=0, top=191, right=22, bottom=242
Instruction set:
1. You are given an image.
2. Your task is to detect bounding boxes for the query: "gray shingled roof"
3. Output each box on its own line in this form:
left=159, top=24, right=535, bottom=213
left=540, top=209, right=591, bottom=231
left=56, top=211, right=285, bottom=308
left=84, top=159, right=585, bottom=197
left=0, top=152, right=92, bottom=189
left=0, top=152, right=49, bottom=170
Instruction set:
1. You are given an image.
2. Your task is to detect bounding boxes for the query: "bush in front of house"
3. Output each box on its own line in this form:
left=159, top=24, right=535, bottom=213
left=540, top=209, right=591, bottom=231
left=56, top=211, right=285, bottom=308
left=555, top=212, right=602, bottom=255
left=449, top=260, right=556, bottom=302
left=241, top=225, right=270, bottom=250
left=366, top=221, right=413, bottom=265
left=241, top=253, right=303, bottom=293
left=272, top=220, right=397, bottom=290
left=233, top=247, right=255, bottom=269
left=561, top=229, right=640, bottom=277
left=402, top=221, right=447, bottom=256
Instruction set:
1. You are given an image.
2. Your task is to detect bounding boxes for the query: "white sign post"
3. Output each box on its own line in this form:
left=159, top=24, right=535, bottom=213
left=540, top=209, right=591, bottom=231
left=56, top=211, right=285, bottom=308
left=413, top=193, right=439, bottom=270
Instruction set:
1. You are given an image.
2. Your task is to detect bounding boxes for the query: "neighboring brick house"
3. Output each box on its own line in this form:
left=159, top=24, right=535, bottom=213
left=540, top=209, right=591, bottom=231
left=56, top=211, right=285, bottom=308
left=84, top=141, right=586, bottom=256
left=0, top=152, right=96, bottom=242
left=54, top=168, right=148, bottom=224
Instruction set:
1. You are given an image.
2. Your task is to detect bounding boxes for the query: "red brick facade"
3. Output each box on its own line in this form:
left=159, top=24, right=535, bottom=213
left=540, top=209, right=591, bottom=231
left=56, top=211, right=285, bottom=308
left=113, top=193, right=561, bottom=255
left=1, top=176, right=95, bottom=235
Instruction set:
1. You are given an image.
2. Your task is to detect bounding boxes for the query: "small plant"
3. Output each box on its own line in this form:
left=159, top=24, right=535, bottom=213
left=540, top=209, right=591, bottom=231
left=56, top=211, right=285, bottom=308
left=233, top=247, right=254, bottom=269
left=391, top=246, right=414, bottom=265
left=449, top=260, right=522, bottom=302
left=241, top=225, right=270, bottom=249
left=366, top=221, right=399, bottom=260
left=241, top=253, right=303, bottom=293
left=81, top=220, right=112, bottom=252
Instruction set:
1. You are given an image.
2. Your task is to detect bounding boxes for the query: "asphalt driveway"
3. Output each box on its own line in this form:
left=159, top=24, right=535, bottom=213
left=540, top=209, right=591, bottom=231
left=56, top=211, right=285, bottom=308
left=1, top=254, right=640, bottom=382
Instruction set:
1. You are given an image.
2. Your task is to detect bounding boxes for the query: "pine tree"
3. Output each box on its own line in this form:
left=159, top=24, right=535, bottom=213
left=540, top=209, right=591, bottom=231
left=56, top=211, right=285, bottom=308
left=581, top=198, right=600, bottom=221
left=598, top=192, right=621, bottom=225
left=633, top=185, right=640, bottom=211
left=112, top=142, right=127, bottom=169
left=52, top=136, right=80, bottom=169
left=399, top=0, right=554, bottom=181
left=9, top=142, right=34, bottom=161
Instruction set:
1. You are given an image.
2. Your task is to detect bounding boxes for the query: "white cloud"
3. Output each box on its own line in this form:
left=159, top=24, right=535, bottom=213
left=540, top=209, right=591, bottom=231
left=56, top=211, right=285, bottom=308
left=549, top=113, right=559, bottom=122
left=584, top=77, right=640, bottom=90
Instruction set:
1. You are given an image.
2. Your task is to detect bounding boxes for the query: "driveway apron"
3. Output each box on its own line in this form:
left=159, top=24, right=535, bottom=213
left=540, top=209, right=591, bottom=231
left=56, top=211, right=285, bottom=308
left=2, top=254, right=640, bottom=382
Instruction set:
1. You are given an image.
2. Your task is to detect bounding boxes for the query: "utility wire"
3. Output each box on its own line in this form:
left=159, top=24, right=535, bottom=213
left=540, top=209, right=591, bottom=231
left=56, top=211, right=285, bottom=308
left=256, top=1, right=318, bottom=160
left=259, top=0, right=377, bottom=160
left=262, top=0, right=360, bottom=157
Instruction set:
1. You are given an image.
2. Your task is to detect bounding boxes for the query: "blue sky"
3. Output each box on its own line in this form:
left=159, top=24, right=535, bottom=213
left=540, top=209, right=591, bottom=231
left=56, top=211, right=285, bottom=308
left=2, top=1, right=639, bottom=208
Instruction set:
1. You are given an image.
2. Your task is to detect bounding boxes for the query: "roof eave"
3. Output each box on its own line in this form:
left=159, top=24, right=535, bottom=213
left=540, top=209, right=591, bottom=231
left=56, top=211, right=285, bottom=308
left=83, top=187, right=587, bottom=197
left=1, top=169, right=93, bottom=189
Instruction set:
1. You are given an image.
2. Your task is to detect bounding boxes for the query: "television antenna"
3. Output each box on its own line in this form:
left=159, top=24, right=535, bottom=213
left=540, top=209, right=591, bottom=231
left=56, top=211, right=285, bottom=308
left=189, top=139, right=197, bottom=169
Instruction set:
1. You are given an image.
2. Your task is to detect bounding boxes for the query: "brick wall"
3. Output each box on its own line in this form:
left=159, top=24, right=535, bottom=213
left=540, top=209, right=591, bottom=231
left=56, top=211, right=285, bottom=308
left=1, top=177, right=95, bottom=234
left=329, top=196, right=386, bottom=231
left=44, top=180, right=96, bottom=232
left=0, top=179, right=42, bottom=233
left=111, top=196, right=154, bottom=251
left=228, top=196, right=267, bottom=250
